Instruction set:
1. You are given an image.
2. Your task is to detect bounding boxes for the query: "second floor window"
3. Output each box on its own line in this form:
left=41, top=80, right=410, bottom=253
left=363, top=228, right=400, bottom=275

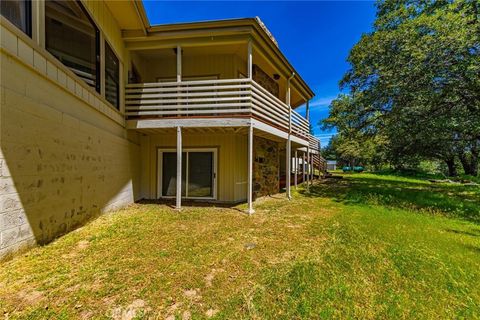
left=45, top=0, right=100, bottom=93
left=0, top=0, right=31, bottom=36
left=105, top=42, right=119, bottom=109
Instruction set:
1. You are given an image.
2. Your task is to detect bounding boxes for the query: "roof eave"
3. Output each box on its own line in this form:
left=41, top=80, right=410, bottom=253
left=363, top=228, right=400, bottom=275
left=145, top=19, right=314, bottom=100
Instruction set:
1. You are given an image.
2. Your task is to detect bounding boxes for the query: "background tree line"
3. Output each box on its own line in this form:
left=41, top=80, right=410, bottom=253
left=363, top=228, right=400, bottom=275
left=322, top=0, right=479, bottom=177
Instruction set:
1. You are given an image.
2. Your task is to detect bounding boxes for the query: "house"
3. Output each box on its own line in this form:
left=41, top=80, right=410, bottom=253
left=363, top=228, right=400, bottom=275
left=327, top=160, right=337, bottom=171
left=0, top=0, right=323, bottom=258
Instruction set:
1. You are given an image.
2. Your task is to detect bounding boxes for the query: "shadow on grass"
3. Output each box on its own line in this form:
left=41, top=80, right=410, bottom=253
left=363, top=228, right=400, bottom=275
left=445, top=228, right=480, bottom=237
left=136, top=198, right=250, bottom=215
left=300, top=174, right=480, bottom=224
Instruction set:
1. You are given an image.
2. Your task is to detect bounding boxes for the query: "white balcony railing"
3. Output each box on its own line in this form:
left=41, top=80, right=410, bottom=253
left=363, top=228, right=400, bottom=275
left=125, top=78, right=315, bottom=142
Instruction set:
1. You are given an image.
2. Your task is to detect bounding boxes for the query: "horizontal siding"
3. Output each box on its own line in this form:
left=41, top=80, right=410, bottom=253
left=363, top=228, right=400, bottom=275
left=144, top=54, right=237, bottom=82
left=140, top=132, right=247, bottom=203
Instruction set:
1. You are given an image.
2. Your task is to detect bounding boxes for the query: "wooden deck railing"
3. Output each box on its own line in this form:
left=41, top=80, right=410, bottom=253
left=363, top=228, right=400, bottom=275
left=125, top=78, right=315, bottom=142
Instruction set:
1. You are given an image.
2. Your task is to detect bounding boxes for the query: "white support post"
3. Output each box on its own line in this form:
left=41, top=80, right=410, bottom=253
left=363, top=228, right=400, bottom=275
left=302, top=152, right=306, bottom=184
left=306, top=147, right=310, bottom=191
left=286, top=141, right=291, bottom=199
left=176, top=45, right=182, bottom=82
left=286, top=74, right=293, bottom=200
left=311, top=152, right=315, bottom=181
left=176, top=126, right=182, bottom=210
left=247, top=40, right=253, bottom=79
left=247, top=124, right=254, bottom=214
left=294, top=150, right=298, bottom=189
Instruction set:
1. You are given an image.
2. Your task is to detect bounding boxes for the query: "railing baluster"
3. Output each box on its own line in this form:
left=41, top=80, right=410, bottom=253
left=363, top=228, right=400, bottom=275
left=125, top=78, right=318, bottom=146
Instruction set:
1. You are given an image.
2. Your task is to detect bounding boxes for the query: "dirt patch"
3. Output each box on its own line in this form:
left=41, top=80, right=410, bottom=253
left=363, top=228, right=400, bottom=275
left=183, top=289, right=201, bottom=300
left=205, top=308, right=219, bottom=318
left=182, top=310, right=192, bottom=320
left=111, top=299, right=150, bottom=320
left=164, top=301, right=182, bottom=319
left=205, top=268, right=224, bottom=288
left=77, top=240, right=90, bottom=250
left=16, top=289, right=44, bottom=306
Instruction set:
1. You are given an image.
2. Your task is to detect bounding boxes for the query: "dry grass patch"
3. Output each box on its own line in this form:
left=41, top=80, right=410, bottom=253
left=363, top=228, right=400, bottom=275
left=1, top=174, right=479, bottom=319
left=0, top=190, right=333, bottom=319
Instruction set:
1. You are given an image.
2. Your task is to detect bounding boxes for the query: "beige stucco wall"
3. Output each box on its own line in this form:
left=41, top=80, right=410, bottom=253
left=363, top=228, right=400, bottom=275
left=0, top=12, right=139, bottom=258
left=139, top=132, right=247, bottom=203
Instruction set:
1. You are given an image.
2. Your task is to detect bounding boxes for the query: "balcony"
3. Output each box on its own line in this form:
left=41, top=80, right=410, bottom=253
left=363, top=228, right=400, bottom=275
left=125, top=78, right=317, bottom=146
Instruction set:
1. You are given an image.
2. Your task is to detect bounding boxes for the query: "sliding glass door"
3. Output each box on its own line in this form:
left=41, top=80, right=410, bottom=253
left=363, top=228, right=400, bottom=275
left=187, top=152, right=214, bottom=197
left=158, top=149, right=217, bottom=199
left=161, top=152, right=186, bottom=197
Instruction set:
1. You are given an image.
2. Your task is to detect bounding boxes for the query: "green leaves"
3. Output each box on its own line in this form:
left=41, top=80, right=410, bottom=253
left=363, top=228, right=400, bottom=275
left=324, top=0, right=480, bottom=174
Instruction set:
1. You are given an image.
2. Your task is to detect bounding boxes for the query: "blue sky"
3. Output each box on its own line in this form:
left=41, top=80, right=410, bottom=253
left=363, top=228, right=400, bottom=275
left=143, top=1, right=377, bottom=147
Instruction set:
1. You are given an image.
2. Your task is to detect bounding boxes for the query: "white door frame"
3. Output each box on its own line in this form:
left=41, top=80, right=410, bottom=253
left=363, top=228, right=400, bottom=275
left=157, top=148, right=218, bottom=200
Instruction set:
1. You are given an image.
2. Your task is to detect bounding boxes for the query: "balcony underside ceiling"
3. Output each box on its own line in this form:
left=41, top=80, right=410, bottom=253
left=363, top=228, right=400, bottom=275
left=127, top=117, right=310, bottom=147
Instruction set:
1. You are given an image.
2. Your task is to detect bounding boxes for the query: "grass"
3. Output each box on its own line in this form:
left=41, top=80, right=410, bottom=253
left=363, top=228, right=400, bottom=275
left=0, top=173, right=479, bottom=319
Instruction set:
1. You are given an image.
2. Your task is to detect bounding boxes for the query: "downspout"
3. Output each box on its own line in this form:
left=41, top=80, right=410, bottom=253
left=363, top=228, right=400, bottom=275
left=287, top=72, right=295, bottom=130
left=286, top=72, right=295, bottom=200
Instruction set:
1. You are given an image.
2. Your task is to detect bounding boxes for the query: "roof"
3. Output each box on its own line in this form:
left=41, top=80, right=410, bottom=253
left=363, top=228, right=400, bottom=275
left=115, top=2, right=315, bottom=101
left=105, top=0, right=149, bottom=30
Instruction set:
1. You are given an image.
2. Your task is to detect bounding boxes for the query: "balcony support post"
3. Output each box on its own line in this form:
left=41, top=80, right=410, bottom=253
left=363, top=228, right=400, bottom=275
left=306, top=147, right=310, bottom=192
left=311, top=152, right=315, bottom=181
left=286, top=141, right=291, bottom=199
left=247, top=39, right=253, bottom=79
left=302, top=152, right=306, bottom=184
left=176, top=45, right=182, bottom=82
left=294, top=150, right=298, bottom=189
left=286, top=73, right=294, bottom=200
left=247, top=124, right=255, bottom=214
left=176, top=126, right=182, bottom=210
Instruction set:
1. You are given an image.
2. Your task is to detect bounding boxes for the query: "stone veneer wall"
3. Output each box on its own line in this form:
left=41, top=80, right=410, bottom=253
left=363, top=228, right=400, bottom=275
left=253, top=65, right=279, bottom=98
left=253, top=137, right=279, bottom=199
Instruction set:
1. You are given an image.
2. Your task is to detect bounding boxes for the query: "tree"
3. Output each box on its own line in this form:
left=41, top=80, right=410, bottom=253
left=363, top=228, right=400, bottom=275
left=321, top=142, right=337, bottom=161
left=323, top=0, right=480, bottom=176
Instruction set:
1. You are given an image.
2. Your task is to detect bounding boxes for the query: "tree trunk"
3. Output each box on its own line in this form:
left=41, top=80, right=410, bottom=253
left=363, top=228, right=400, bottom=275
left=459, top=144, right=479, bottom=176
left=470, top=145, right=479, bottom=176
left=471, top=142, right=479, bottom=176
left=445, top=157, right=457, bottom=177
left=459, top=151, right=470, bottom=175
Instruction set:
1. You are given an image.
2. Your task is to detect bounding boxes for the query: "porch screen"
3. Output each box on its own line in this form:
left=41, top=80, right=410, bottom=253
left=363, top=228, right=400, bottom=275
left=45, top=0, right=100, bottom=92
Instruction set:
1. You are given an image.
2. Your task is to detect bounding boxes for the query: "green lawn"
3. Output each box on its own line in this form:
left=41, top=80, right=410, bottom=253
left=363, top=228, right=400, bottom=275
left=1, top=173, right=479, bottom=319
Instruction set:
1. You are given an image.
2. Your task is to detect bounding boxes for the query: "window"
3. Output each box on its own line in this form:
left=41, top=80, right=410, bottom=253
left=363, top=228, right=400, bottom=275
left=105, top=41, right=119, bottom=109
left=0, top=0, right=31, bottom=36
left=45, top=0, right=100, bottom=92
